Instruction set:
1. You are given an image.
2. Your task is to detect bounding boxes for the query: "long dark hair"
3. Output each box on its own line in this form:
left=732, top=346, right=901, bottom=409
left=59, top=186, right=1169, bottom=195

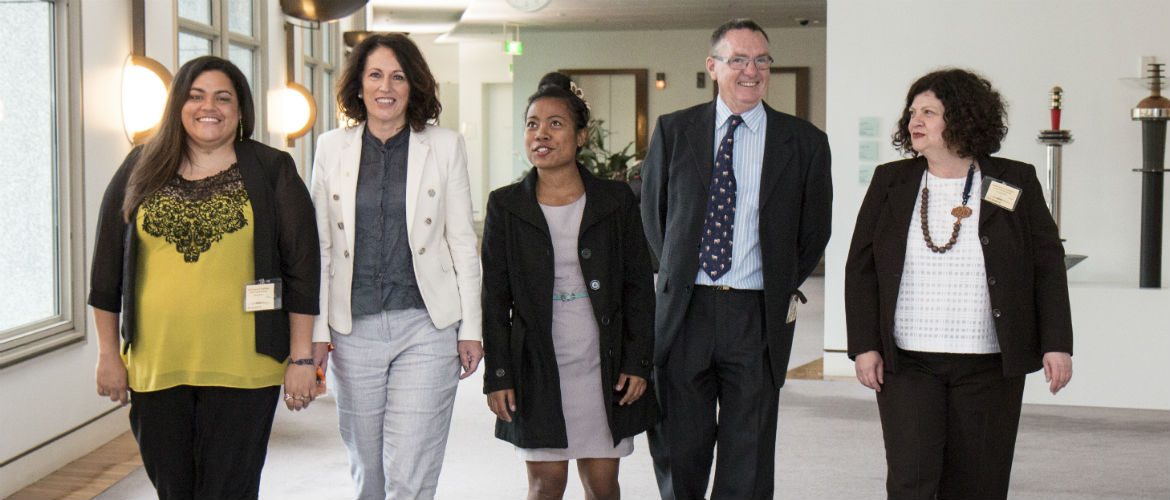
left=336, top=33, right=440, bottom=132
left=121, top=56, right=254, bottom=221
left=891, top=68, right=1007, bottom=158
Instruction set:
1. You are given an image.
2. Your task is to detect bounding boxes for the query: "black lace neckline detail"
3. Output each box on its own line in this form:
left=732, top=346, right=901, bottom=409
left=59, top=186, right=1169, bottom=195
left=141, top=164, right=249, bottom=263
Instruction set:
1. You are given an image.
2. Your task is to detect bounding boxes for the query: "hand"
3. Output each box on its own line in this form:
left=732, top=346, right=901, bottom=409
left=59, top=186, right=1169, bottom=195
left=1042, top=352, right=1072, bottom=395
left=615, top=374, right=647, bottom=406
left=283, top=362, right=317, bottom=411
left=458, top=340, right=484, bottom=380
left=312, top=342, right=331, bottom=373
left=855, top=350, right=884, bottom=392
left=95, top=353, right=129, bottom=405
left=487, top=389, right=516, bottom=422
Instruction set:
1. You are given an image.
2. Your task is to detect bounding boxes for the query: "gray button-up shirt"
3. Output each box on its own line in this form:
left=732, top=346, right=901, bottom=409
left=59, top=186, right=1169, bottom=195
left=351, top=126, right=425, bottom=315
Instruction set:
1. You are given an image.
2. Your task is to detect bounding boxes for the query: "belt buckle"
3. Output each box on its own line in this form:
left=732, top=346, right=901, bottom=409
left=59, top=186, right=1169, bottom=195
left=713, top=285, right=733, bottom=291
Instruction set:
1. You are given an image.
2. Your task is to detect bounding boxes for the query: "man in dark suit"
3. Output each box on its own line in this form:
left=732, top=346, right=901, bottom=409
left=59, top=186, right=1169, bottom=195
left=640, top=18, right=832, bottom=500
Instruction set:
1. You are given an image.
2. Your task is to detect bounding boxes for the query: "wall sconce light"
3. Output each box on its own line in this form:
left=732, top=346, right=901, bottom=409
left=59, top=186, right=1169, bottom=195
left=272, top=22, right=318, bottom=147
left=122, top=0, right=173, bottom=145
left=656, top=72, right=666, bottom=90
left=270, top=83, right=317, bottom=144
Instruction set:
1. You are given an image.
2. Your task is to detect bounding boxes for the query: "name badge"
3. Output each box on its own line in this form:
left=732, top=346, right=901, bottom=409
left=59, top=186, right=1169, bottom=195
left=244, top=278, right=283, bottom=312
left=981, top=176, right=1020, bottom=211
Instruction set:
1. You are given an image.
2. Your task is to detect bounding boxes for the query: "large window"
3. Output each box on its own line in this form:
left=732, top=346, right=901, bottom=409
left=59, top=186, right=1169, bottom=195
left=302, top=22, right=340, bottom=171
left=178, top=0, right=264, bottom=136
left=0, top=0, right=83, bottom=366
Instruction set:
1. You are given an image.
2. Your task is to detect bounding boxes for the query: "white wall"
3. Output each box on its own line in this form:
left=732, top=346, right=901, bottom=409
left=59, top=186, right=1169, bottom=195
left=512, top=26, right=827, bottom=181
left=822, top=0, right=1170, bottom=409
left=0, top=1, right=133, bottom=495
left=455, top=42, right=515, bottom=216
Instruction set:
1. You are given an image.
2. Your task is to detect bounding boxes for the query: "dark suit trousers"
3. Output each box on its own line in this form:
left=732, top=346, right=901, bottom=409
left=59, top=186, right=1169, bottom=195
left=658, top=286, right=779, bottom=500
left=129, top=385, right=280, bottom=500
left=877, top=349, right=1025, bottom=500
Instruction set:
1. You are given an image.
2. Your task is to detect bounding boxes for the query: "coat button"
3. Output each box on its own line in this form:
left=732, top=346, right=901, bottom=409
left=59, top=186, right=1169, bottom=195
left=419, top=247, right=427, bottom=255
left=992, top=309, right=1002, bottom=318
left=606, top=349, right=614, bottom=357
left=980, top=236, right=990, bottom=245
left=640, top=359, right=651, bottom=367
left=332, top=194, right=340, bottom=201
left=495, top=368, right=505, bottom=377
left=590, top=279, right=600, bottom=290
left=343, top=250, right=350, bottom=258
left=428, top=188, right=436, bottom=197
left=601, top=316, right=610, bottom=326
left=425, top=217, right=432, bottom=225
left=580, top=248, right=592, bottom=259
left=987, top=276, right=997, bottom=286
left=337, top=222, right=344, bottom=230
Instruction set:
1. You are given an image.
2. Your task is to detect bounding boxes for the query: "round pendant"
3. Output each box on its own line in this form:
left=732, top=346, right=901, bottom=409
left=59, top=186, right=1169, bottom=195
left=951, top=206, right=973, bottom=219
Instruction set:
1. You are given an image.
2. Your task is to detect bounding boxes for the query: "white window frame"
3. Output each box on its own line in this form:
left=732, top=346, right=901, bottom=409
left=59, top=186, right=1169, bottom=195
left=176, top=0, right=266, bottom=141
left=0, top=0, right=85, bottom=368
left=301, top=21, right=340, bottom=173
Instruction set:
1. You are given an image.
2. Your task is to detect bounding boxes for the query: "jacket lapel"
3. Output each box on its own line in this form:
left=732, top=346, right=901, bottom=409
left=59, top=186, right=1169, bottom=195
left=578, top=167, right=620, bottom=236
left=405, top=128, right=428, bottom=237
left=884, top=157, right=927, bottom=270
left=759, top=104, right=795, bottom=207
left=500, top=168, right=552, bottom=240
left=684, top=102, right=716, bottom=188
left=977, top=155, right=1007, bottom=226
left=340, top=125, right=363, bottom=253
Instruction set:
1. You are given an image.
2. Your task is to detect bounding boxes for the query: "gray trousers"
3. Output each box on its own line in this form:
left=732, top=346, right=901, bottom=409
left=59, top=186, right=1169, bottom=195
left=332, top=308, right=460, bottom=500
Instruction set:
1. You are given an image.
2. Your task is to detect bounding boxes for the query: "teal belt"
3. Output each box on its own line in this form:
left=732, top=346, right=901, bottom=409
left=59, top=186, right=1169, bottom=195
left=552, top=292, right=590, bottom=302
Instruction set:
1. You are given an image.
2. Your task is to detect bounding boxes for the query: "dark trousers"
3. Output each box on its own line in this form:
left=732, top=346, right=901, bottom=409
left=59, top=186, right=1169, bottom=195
left=129, top=385, right=281, bottom=500
left=877, top=349, right=1025, bottom=500
left=654, top=286, right=779, bottom=500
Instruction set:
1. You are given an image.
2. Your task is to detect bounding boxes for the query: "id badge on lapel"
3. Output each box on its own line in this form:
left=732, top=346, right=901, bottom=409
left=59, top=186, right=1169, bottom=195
left=982, top=176, right=1021, bottom=211
left=244, top=278, right=283, bottom=312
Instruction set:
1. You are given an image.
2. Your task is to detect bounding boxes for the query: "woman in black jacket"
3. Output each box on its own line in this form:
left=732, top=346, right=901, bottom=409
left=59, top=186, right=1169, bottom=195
left=481, top=72, right=656, bottom=500
left=845, top=68, right=1073, bottom=500
left=89, top=56, right=319, bottom=499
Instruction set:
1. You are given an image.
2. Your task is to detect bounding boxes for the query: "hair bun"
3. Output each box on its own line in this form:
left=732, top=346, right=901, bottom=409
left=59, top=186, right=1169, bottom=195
left=538, top=72, right=574, bottom=93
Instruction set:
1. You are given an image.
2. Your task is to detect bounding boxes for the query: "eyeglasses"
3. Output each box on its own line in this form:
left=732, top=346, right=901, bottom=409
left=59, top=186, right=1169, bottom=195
left=711, top=55, right=774, bottom=70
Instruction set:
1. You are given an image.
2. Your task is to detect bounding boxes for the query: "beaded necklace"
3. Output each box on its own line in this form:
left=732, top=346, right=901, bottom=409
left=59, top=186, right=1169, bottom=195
left=920, top=162, right=976, bottom=254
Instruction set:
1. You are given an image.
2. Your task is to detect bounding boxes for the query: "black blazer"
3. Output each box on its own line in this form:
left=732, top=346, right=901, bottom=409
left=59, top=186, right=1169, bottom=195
left=640, top=101, right=833, bottom=388
left=844, top=156, right=1073, bottom=377
left=88, top=140, right=320, bottom=361
left=481, top=166, right=657, bottom=449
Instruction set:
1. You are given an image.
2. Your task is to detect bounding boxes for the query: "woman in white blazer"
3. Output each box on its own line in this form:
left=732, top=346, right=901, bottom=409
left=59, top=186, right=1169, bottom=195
left=309, top=33, right=482, bottom=500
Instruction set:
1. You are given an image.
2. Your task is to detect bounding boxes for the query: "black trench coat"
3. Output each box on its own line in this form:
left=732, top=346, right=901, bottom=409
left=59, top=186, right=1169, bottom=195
left=481, top=166, right=657, bottom=449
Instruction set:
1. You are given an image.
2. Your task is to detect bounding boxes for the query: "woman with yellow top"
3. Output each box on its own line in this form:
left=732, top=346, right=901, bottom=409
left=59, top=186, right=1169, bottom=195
left=89, top=56, right=319, bottom=499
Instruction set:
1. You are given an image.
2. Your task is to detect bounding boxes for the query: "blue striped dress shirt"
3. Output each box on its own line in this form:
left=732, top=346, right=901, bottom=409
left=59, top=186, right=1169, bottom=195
left=694, top=99, right=767, bottom=289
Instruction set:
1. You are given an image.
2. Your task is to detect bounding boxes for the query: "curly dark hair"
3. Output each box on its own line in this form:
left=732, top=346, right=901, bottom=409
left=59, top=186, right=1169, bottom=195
left=891, top=68, right=1008, bottom=158
left=527, top=72, right=590, bottom=132
left=336, top=33, right=440, bottom=132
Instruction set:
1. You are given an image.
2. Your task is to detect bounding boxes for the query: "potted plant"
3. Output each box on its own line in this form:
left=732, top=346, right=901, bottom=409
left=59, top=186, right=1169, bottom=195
left=577, top=119, right=643, bottom=198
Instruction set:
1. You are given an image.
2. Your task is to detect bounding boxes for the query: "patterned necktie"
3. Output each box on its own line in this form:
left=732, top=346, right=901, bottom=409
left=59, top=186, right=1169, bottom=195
left=699, top=114, right=743, bottom=281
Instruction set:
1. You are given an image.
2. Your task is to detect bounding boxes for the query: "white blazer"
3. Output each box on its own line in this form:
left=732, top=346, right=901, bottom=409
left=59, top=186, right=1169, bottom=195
left=310, top=123, right=482, bottom=343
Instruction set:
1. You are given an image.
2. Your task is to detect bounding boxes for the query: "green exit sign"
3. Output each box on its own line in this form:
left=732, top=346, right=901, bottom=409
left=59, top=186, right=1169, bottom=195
left=504, top=40, right=524, bottom=55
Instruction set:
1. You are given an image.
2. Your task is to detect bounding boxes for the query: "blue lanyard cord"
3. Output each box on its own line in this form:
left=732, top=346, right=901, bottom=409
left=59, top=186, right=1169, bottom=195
left=961, top=161, right=976, bottom=206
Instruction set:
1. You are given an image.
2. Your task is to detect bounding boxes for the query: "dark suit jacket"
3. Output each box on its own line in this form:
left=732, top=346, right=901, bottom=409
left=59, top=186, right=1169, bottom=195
left=641, top=101, right=833, bottom=388
left=481, top=166, right=657, bottom=448
left=844, top=156, right=1073, bottom=377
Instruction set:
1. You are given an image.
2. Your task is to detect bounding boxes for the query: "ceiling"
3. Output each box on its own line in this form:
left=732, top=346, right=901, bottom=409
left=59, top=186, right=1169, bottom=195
left=366, top=0, right=826, bottom=41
